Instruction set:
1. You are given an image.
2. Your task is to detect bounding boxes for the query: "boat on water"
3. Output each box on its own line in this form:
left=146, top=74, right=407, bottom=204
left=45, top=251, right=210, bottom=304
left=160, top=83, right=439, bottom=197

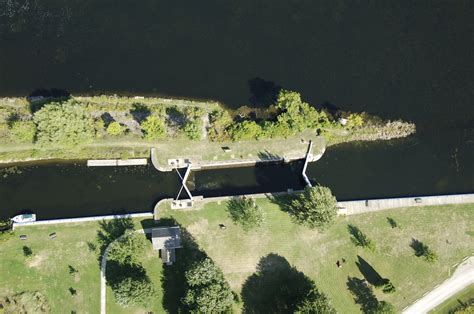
left=11, top=214, right=36, bottom=223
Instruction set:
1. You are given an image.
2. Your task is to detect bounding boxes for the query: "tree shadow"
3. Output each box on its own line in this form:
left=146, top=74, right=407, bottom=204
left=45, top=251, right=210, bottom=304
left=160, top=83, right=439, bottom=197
left=130, top=103, right=151, bottom=123
left=410, top=238, right=424, bottom=257
left=355, top=256, right=388, bottom=287
left=166, top=106, right=186, bottom=130
left=386, top=217, right=398, bottom=228
left=346, top=277, right=379, bottom=313
left=241, top=253, right=315, bottom=313
left=100, top=112, right=115, bottom=127
left=27, top=88, right=71, bottom=112
left=257, top=150, right=282, bottom=161
left=267, top=192, right=295, bottom=214
left=248, top=77, right=282, bottom=107
left=160, top=218, right=208, bottom=313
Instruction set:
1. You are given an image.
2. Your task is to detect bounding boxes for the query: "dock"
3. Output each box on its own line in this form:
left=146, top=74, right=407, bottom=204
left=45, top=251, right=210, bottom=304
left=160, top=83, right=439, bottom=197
left=87, top=159, right=148, bottom=167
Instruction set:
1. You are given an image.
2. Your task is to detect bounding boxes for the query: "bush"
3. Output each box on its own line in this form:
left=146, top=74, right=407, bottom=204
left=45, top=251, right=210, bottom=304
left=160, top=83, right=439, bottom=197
left=229, top=120, right=263, bottom=141
left=346, top=113, right=365, bottom=129
left=382, top=281, right=396, bottom=294
left=183, top=258, right=234, bottom=312
left=288, top=185, right=338, bottom=229
left=208, top=109, right=232, bottom=141
left=183, top=107, right=204, bottom=140
left=140, top=116, right=166, bottom=140
left=410, top=239, right=438, bottom=263
left=10, top=121, right=36, bottom=143
left=94, top=118, right=105, bottom=138
left=227, top=197, right=264, bottom=231
left=33, top=101, right=95, bottom=146
left=106, top=121, right=125, bottom=136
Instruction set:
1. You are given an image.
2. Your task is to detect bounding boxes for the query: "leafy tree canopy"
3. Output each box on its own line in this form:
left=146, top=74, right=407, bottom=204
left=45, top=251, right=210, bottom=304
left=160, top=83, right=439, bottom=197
left=107, top=231, right=146, bottom=266
left=141, top=115, right=166, bottom=140
left=289, top=185, right=338, bottom=229
left=33, top=101, right=94, bottom=146
left=106, top=121, right=125, bottom=136
left=227, top=197, right=264, bottom=231
left=183, top=258, right=234, bottom=313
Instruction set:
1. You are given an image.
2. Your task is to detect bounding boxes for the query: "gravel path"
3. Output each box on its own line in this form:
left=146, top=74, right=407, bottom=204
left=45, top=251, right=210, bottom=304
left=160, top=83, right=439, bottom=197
left=403, top=256, right=474, bottom=314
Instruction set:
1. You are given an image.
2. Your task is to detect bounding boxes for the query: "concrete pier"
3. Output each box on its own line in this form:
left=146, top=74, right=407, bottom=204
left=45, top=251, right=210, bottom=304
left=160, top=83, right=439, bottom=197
left=338, top=193, right=474, bottom=215
left=87, top=159, right=148, bottom=167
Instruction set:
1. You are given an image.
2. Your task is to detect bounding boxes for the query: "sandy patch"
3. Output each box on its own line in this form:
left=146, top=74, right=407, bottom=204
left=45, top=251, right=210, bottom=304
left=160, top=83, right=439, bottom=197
left=27, top=252, right=47, bottom=268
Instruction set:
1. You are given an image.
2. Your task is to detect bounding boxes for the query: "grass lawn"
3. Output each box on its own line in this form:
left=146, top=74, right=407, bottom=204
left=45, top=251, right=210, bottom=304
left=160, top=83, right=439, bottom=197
left=0, top=218, right=164, bottom=313
left=430, top=284, right=474, bottom=314
left=159, top=199, right=474, bottom=313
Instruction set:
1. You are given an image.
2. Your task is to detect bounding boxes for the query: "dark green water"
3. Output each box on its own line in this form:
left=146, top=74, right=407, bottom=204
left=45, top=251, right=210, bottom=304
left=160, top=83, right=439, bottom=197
left=0, top=1, right=473, bottom=219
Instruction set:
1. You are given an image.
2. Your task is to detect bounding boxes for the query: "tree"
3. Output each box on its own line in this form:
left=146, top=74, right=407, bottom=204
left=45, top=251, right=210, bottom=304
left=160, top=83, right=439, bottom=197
left=10, top=120, right=36, bottom=143
left=295, top=287, right=336, bottom=314
left=107, top=231, right=146, bottom=266
left=33, top=101, right=95, bottom=146
left=229, top=120, right=262, bottom=141
left=346, top=113, right=364, bottom=129
left=374, top=301, right=396, bottom=314
left=183, top=258, right=234, bottom=312
left=183, top=107, right=204, bottom=140
left=111, top=270, right=155, bottom=307
left=141, top=115, right=166, bottom=140
left=208, top=109, right=232, bottom=141
left=227, top=197, right=264, bottom=231
left=106, top=121, right=125, bottom=136
left=288, top=185, right=338, bottom=229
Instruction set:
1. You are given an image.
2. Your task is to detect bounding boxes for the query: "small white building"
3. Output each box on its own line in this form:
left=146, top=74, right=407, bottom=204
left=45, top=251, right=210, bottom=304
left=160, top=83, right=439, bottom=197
left=151, top=226, right=182, bottom=265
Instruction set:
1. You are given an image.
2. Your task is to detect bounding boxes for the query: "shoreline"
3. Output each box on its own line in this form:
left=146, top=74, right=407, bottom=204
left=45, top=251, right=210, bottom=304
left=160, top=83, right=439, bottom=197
left=0, top=94, right=415, bottom=166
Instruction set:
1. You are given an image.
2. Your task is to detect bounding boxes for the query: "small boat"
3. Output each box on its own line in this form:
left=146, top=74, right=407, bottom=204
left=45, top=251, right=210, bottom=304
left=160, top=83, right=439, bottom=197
left=11, top=214, right=36, bottom=223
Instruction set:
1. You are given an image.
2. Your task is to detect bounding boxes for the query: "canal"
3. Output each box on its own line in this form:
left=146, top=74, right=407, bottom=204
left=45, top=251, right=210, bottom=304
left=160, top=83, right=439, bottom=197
left=0, top=1, right=473, bottom=219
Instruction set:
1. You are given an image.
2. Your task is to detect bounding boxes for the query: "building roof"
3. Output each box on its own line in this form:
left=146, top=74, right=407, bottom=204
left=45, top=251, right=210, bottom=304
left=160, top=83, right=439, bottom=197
left=151, top=226, right=182, bottom=251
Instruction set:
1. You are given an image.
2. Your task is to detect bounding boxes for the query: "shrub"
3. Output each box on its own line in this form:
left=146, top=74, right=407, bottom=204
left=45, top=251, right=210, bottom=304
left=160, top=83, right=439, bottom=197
left=94, top=118, right=105, bottom=138
left=229, top=120, right=263, bottom=141
left=106, top=121, right=125, bottom=136
left=227, top=197, right=264, bottom=231
left=33, top=101, right=95, bottom=146
left=346, top=113, right=365, bottom=129
left=382, top=281, right=396, bottom=294
left=288, top=185, right=338, bottom=229
left=10, top=121, right=36, bottom=143
left=183, top=107, right=204, bottom=140
left=140, top=116, right=166, bottom=140
left=208, top=109, right=232, bottom=141
left=410, top=239, right=438, bottom=263
left=183, top=258, right=234, bottom=312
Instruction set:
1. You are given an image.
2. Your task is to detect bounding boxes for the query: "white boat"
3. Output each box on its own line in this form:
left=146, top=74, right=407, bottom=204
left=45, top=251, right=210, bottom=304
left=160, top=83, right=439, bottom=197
left=11, top=214, right=36, bottom=223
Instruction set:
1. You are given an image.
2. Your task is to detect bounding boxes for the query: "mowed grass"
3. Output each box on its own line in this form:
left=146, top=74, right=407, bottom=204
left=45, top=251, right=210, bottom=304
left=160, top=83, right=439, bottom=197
left=160, top=200, right=474, bottom=313
left=0, top=218, right=164, bottom=313
left=430, top=284, right=474, bottom=314
left=0, top=221, right=101, bottom=313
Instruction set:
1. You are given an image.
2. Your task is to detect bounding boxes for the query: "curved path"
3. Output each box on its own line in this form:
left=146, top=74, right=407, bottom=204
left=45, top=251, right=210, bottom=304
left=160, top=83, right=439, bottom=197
left=403, top=256, right=474, bottom=314
left=100, top=228, right=153, bottom=314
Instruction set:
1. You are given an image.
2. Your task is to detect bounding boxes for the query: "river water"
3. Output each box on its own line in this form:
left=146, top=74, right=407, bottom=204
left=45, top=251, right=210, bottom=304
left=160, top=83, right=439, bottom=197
left=0, top=1, right=473, bottom=219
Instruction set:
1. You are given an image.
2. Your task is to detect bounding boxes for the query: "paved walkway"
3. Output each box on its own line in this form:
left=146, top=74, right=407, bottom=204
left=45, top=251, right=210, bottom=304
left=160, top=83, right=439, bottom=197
left=403, top=256, right=474, bottom=314
left=100, top=228, right=152, bottom=314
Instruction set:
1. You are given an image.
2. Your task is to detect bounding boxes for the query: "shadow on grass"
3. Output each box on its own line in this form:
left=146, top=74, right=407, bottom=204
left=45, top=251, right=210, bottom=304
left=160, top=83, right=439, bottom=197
left=241, top=253, right=315, bottom=313
left=386, top=217, right=398, bottom=228
left=267, top=193, right=295, bottom=214
left=257, top=150, right=282, bottom=161
left=410, top=238, right=425, bottom=257
left=355, top=256, right=388, bottom=287
left=346, top=277, right=379, bottom=313
left=130, top=103, right=151, bottom=123
left=159, top=218, right=208, bottom=313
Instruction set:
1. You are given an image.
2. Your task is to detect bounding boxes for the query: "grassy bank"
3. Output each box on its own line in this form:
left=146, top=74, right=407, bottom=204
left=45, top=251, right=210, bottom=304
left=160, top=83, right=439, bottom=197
left=0, top=203, right=471, bottom=312
left=430, top=284, right=474, bottom=314
left=0, top=93, right=414, bottom=165
left=160, top=200, right=474, bottom=312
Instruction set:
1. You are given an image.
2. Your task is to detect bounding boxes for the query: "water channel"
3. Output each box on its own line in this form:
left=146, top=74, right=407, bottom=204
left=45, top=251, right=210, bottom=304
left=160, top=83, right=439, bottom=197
left=0, top=1, right=473, bottom=220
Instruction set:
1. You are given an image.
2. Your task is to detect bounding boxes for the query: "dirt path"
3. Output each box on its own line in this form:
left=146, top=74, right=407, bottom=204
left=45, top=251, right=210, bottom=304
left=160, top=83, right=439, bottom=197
left=403, top=256, right=474, bottom=314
